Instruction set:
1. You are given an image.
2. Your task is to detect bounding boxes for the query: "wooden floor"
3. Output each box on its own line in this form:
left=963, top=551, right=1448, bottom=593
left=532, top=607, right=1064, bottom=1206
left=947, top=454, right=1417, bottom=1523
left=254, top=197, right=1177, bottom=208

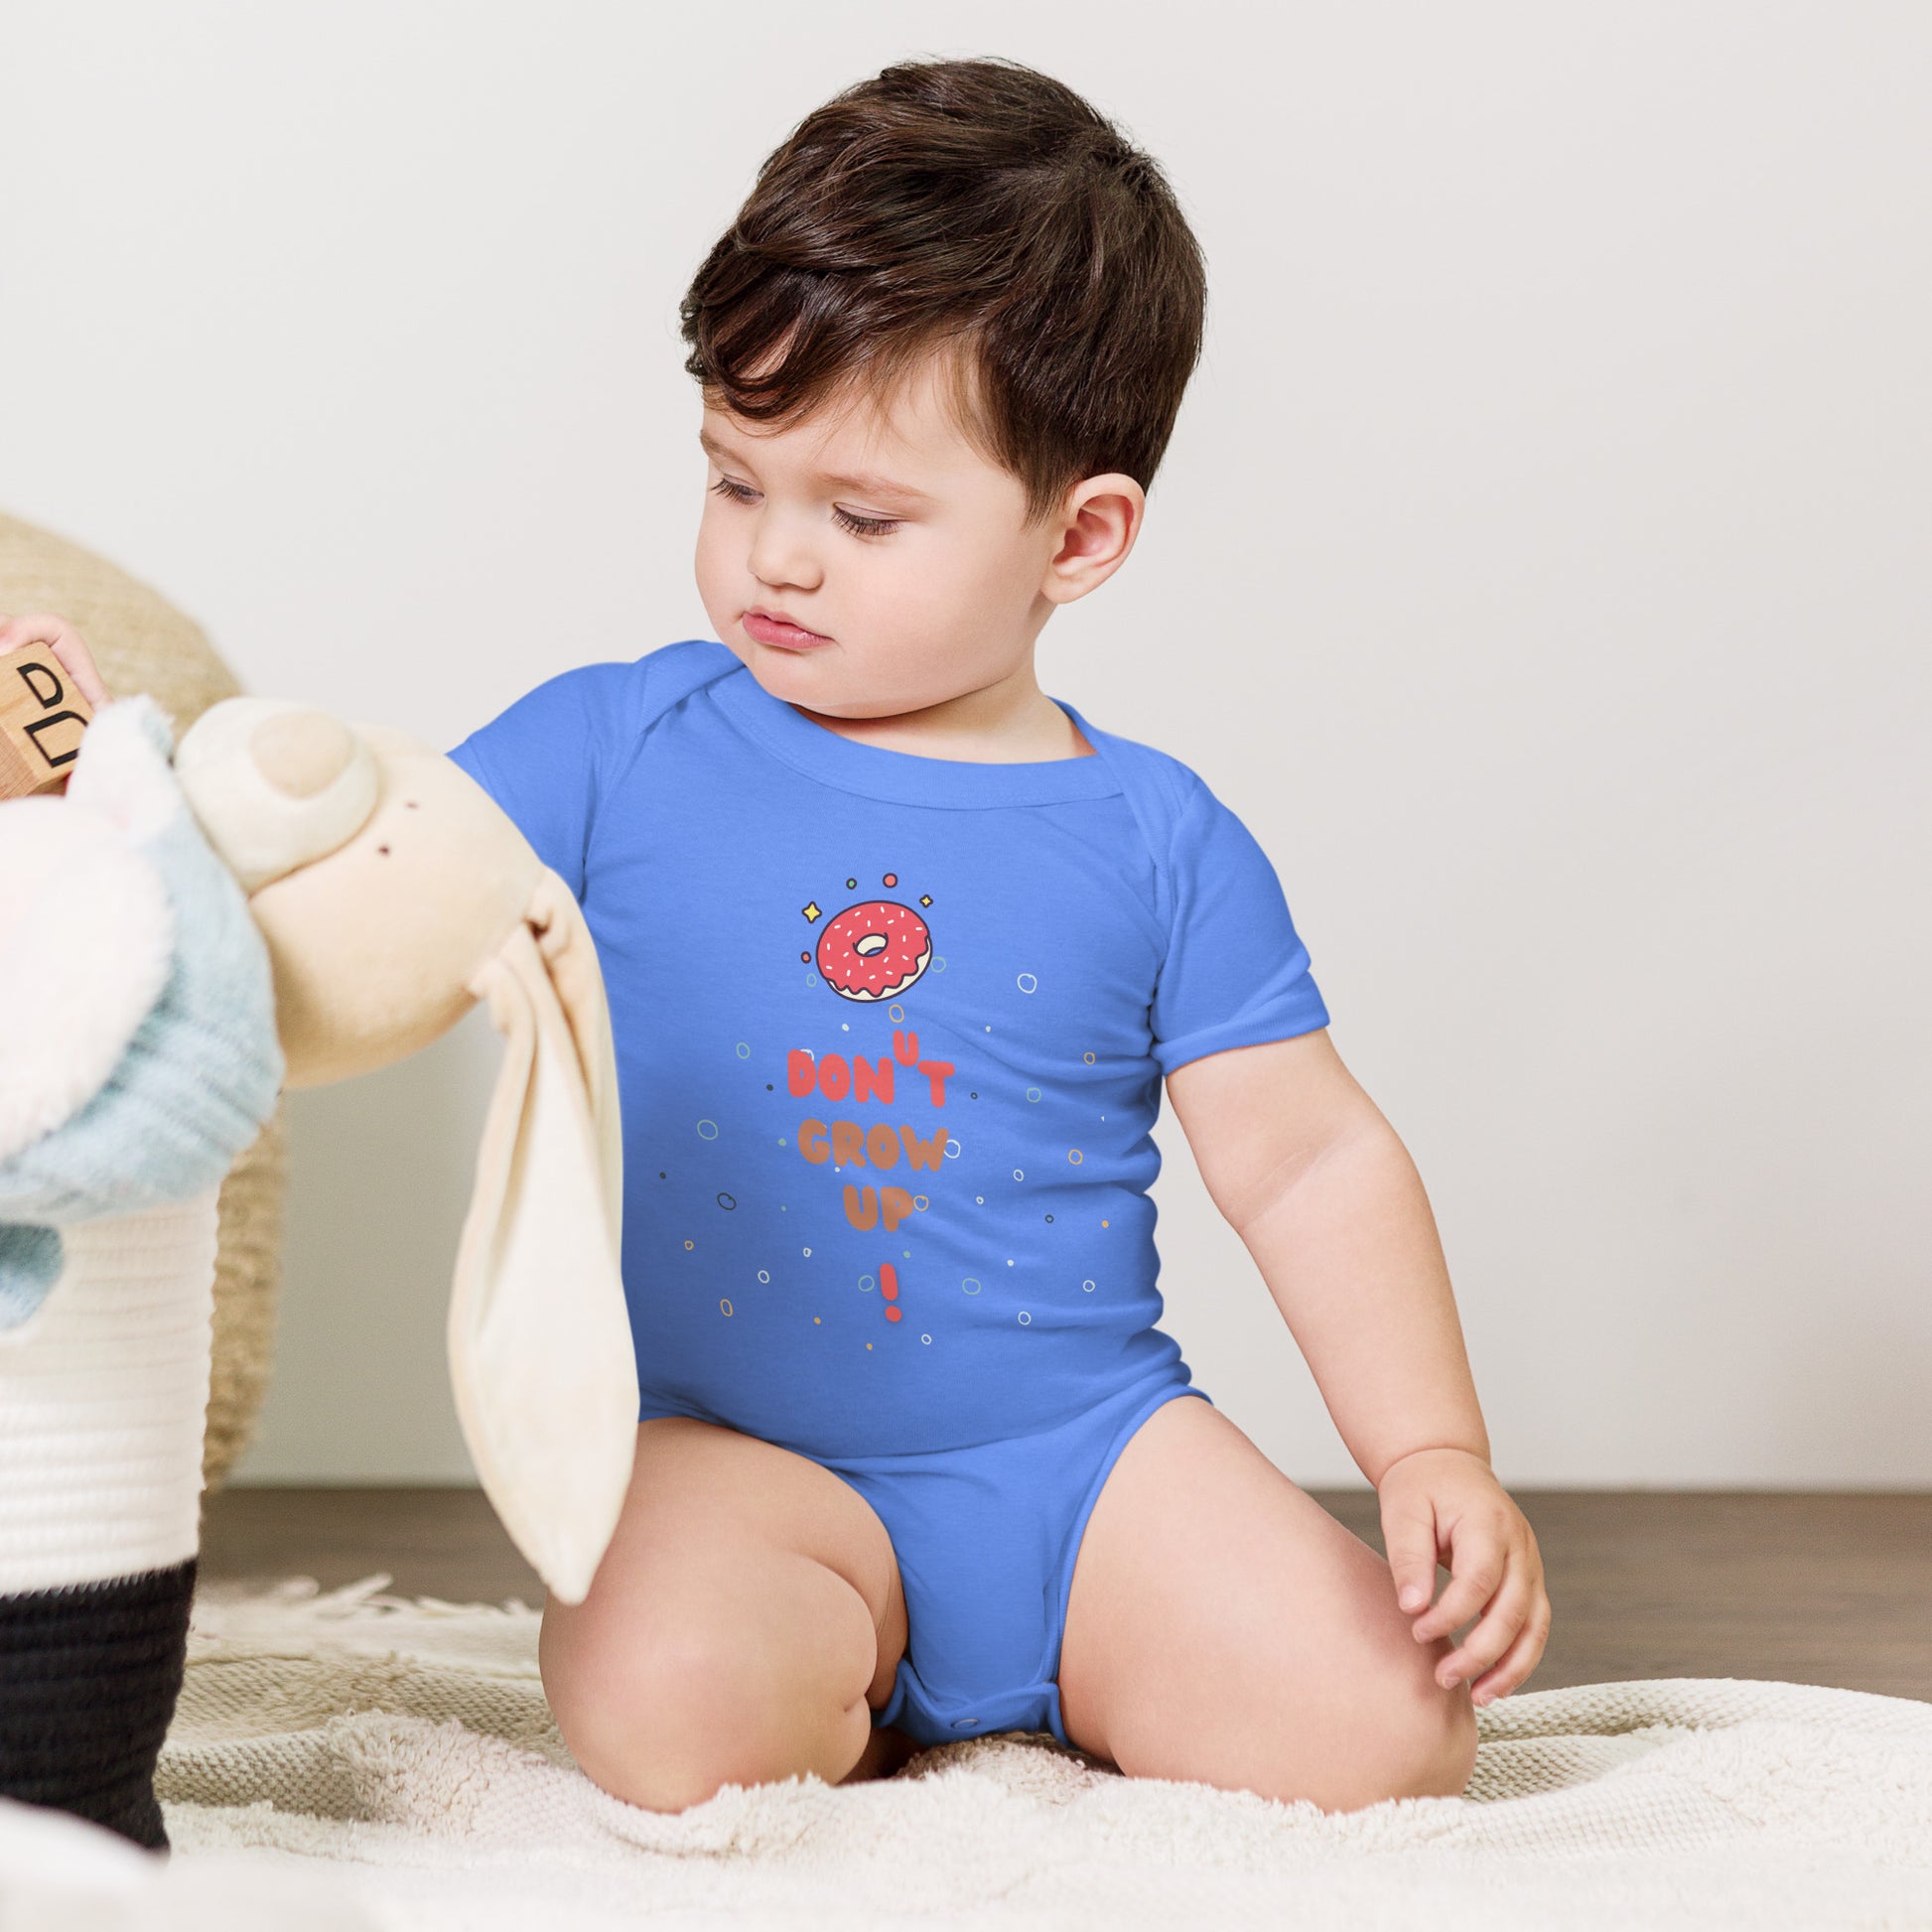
left=200, top=1486, right=1932, bottom=1705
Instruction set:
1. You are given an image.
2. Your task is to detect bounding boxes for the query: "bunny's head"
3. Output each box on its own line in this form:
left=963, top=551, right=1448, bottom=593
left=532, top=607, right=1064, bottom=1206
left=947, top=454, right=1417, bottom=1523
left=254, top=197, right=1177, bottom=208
left=176, top=699, right=637, bottom=1605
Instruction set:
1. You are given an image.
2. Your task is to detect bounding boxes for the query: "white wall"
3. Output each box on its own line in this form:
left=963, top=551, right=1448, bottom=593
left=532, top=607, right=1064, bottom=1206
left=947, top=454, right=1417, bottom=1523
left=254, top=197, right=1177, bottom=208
left=4, top=1, right=1926, bottom=1485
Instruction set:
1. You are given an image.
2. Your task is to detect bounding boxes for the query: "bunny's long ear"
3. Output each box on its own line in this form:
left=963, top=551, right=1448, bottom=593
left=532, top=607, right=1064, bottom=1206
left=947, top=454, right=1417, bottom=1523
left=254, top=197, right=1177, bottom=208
left=522, top=870, right=624, bottom=1251
left=448, top=870, right=637, bottom=1604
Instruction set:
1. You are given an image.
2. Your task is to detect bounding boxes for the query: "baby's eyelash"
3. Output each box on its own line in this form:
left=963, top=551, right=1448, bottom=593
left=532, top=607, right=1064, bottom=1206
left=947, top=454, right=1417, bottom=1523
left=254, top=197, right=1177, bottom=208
left=709, top=476, right=900, bottom=538
left=831, top=504, right=901, bottom=538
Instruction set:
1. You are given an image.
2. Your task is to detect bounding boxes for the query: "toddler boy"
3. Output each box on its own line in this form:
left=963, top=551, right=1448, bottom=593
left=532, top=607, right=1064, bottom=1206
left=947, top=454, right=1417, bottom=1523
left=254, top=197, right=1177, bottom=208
left=450, top=56, right=1549, bottom=1816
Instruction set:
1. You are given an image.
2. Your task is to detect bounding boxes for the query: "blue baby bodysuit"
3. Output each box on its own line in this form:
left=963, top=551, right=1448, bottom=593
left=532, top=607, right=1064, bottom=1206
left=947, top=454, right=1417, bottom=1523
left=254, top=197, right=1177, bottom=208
left=448, top=639, right=1328, bottom=1460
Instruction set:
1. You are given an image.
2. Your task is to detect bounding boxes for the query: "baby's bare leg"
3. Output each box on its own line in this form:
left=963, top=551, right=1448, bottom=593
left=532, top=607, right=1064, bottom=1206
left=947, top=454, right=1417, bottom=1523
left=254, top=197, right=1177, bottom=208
left=540, top=1417, right=914, bottom=1813
left=1057, top=1396, right=1478, bottom=1812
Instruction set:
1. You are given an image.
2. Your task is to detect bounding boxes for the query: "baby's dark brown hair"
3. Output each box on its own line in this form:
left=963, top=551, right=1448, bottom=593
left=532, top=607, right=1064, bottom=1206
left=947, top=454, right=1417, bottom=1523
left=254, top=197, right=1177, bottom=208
left=679, top=56, right=1207, bottom=530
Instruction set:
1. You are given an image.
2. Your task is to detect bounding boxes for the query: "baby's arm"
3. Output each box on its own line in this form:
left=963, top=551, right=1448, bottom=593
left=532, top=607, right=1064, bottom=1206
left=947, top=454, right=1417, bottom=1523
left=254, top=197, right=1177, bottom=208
left=1166, top=1029, right=1550, bottom=1706
left=1170, top=1027, right=1484, bottom=1476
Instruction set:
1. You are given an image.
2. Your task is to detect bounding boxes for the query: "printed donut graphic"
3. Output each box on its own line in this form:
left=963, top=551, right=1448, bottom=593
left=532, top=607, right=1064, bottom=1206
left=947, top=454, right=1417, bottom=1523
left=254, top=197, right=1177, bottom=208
left=816, top=899, right=932, bottom=1003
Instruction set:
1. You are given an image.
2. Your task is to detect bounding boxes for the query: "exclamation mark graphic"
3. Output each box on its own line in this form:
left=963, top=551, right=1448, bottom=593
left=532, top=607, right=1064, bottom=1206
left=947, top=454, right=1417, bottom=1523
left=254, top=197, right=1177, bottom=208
left=881, top=1261, right=902, bottom=1323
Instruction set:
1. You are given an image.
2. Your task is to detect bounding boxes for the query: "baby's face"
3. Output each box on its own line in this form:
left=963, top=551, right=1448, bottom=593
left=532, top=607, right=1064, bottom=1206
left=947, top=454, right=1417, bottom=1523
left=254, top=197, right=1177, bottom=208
left=694, top=349, right=1126, bottom=721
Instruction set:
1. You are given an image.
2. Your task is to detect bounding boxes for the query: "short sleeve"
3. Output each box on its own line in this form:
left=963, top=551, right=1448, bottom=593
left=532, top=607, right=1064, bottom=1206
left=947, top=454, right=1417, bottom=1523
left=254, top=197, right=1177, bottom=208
left=1149, top=777, right=1329, bottom=1076
left=446, top=660, right=643, bottom=901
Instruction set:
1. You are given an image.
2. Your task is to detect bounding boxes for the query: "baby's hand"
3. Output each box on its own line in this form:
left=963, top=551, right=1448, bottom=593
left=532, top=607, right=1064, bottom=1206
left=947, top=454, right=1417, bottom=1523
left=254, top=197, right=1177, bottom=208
left=0, top=611, right=110, bottom=708
left=1377, top=1447, right=1550, bottom=1707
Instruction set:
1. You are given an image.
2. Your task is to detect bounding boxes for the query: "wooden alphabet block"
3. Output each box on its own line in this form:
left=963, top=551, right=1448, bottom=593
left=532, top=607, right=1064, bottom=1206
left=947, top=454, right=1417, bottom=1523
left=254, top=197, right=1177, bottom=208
left=0, top=642, right=94, bottom=801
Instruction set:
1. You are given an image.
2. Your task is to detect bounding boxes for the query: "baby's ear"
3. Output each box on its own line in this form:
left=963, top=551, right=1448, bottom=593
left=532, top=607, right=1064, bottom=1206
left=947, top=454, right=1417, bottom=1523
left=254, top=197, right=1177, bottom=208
left=446, top=871, right=635, bottom=1604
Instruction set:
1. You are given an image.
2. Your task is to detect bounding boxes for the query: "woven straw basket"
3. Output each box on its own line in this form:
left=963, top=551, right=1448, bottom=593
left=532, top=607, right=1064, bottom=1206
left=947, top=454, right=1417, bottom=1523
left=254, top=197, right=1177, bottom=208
left=0, top=508, right=285, bottom=1489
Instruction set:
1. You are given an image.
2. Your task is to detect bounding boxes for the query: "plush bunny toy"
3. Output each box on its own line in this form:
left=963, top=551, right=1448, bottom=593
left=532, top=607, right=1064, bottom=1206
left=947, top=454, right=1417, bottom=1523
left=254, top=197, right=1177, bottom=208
left=0, top=694, right=637, bottom=1852
left=171, top=696, right=639, bottom=1596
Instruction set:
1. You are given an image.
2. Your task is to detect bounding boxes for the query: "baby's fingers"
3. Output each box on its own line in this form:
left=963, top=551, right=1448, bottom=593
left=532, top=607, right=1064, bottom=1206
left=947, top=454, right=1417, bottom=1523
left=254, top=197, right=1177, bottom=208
left=1381, top=1493, right=1447, bottom=1617
left=1467, top=1593, right=1552, bottom=1707
left=1434, top=1561, right=1535, bottom=1691
left=0, top=612, right=109, bottom=707
left=1409, top=1524, right=1507, bottom=1643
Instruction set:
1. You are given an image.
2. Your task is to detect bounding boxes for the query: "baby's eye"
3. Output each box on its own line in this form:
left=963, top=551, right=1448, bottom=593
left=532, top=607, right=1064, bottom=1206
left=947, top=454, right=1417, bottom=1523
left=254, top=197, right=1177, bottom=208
left=708, top=476, right=899, bottom=539
left=831, top=505, right=900, bottom=538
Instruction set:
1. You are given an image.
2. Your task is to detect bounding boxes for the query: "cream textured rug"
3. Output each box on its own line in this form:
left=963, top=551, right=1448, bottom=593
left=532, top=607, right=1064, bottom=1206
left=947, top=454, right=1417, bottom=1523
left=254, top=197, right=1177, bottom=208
left=5, top=1576, right=1931, bottom=1930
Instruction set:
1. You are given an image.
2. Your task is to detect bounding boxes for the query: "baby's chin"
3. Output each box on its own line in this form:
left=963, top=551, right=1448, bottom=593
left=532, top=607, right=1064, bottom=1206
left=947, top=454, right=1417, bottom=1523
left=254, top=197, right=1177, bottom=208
left=735, top=632, right=979, bottom=724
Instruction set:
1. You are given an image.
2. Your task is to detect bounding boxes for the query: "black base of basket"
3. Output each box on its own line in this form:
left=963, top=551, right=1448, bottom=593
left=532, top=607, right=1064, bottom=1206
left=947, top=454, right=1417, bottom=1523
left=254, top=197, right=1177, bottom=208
left=0, top=1557, right=198, bottom=1852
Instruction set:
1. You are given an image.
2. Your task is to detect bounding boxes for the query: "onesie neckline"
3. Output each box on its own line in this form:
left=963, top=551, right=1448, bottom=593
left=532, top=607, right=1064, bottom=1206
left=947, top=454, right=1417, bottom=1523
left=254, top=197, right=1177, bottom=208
left=710, top=654, right=1124, bottom=808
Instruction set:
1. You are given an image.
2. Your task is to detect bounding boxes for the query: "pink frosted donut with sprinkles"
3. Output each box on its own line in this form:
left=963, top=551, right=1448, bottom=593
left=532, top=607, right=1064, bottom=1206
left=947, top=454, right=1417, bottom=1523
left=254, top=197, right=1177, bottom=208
left=817, top=899, right=932, bottom=1002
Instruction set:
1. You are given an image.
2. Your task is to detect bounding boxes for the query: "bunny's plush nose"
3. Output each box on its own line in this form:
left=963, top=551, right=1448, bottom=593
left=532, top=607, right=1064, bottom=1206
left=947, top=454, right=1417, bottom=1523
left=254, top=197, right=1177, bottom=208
left=177, top=697, right=379, bottom=891
left=251, top=710, right=358, bottom=798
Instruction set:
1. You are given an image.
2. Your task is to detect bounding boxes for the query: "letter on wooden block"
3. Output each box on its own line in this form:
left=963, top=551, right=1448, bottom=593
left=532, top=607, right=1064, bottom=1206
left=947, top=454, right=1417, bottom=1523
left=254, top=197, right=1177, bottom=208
left=0, top=642, right=94, bottom=800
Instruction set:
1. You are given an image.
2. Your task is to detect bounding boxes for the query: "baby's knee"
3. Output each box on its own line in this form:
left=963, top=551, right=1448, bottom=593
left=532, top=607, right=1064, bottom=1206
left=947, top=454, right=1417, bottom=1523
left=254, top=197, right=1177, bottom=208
left=1373, top=1662, right=1479, bottom=1802
left=539, top=1603, right=868, bottom=1814
left=1290, top=1650, right=1478, bottom=1812
left=542, top=1615, right=729, bottom=1811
